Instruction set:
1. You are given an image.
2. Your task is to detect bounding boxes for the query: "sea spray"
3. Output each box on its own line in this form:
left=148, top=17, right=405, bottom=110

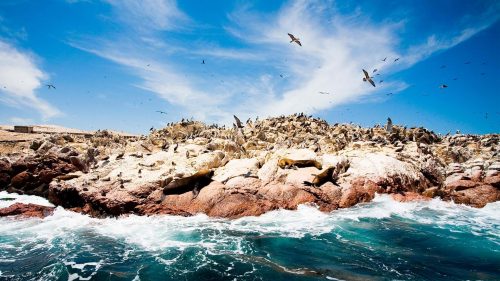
left=1, top=192, right=499, bottom=280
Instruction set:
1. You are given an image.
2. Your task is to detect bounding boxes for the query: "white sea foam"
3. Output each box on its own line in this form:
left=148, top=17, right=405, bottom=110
left=1, top=193, right=499, bottom=254
left=0, top=191, right=54, bottom=208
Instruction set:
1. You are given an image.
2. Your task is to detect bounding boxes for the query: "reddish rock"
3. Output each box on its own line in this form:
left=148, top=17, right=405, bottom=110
left=69, top=156, right=88, bottom=173
left=445, top=179, right=478, bottom=191
left=451, top=185, right=500, bottom=208
left=0, top=203, right=54, bottom=218
left=484, top=175, right=500, bottom=188
left=392, top=192, right=431, bottom=202
left=339, top=178, right=379, bottom=208
left=38, top=169, right=60, bottom=183
left=10, top=171, right=32, bottom=188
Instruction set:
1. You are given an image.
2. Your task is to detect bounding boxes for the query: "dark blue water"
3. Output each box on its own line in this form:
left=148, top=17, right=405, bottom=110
left=1, top=192, right=499, bottom=281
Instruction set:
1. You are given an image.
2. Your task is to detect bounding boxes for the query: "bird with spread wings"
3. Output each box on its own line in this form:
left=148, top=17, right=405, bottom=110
left=362, top=69, right=376, bottom=87
left=288, top=33, right=302, bottom=46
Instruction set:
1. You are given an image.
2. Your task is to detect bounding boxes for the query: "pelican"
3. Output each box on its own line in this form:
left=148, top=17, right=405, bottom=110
left=362, top=69, right=376, bottom=87
left=288, top=33, right=302, bottom=46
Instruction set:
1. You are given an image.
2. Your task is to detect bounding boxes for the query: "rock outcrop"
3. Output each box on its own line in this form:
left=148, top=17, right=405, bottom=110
left=0, top=203, right=55, bottom=218
left=0, top=114, right=498, bottom=218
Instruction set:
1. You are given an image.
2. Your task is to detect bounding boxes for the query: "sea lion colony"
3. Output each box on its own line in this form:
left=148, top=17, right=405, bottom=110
left=0, top=114, right=499, bottom=218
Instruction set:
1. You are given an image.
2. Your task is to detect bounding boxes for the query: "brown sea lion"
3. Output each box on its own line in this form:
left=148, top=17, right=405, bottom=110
left=303, top=160, right=350, bottom=188
left=303, top=167, right=335, bottom=187
left=162, top=169, right=214, bottom=198
left=278, top=158, right=322, bottom=170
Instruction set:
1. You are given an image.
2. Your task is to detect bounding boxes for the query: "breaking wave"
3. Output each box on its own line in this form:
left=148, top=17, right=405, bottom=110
left=1, top=192, right=499, bottom=280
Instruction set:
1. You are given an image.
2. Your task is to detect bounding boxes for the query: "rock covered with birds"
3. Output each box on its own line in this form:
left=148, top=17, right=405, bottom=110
left=0, top=114, right=499, bottom=218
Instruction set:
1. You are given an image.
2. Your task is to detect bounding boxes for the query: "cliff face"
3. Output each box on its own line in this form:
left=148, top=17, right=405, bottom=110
left=1, top=114, right=499, bottom=218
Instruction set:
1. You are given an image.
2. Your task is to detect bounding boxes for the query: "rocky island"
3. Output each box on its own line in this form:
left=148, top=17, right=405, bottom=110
left=1, top=114, right=499, bottom=219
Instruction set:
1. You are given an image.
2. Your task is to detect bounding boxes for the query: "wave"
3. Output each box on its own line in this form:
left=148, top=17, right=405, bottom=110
left=1, top=192, right=499, bottom=250
left=2, top=191, right=499, bottom=280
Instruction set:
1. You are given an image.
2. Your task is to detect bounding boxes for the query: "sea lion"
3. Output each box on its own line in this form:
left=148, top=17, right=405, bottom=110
left=303, top=160, right=350, bottom=187
left=162, top=169, right=214, bottom=199
left=278, top=158, right=322, bottom=170
left=303, top=167, right=335, bottom=187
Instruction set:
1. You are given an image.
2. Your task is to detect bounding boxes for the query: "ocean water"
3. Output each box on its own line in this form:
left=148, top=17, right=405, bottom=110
left=0, top=191, right=499, bottom=281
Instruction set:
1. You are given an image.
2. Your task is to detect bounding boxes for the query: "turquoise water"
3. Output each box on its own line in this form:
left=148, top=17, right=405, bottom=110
left=1, top=192, right=499, bottom=281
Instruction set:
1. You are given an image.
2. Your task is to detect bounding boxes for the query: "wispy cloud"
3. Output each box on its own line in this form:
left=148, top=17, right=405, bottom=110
left=0, top=40, right=61, bottom=119
left=223, top=0, right=499, bottom=118
left=67, top=0, right=498, bottom=124
left=105, top=0, right=189, bottom=32
left=68, top=40, right=230, bottom=121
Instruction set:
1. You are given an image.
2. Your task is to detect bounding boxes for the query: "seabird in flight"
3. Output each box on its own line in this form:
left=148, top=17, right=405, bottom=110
left=156, top=111, right=168, bottom=115
left=288, top=33, right=302, bottom=46
left=46, top=84, right=56, bottom=89
left=439, top=84, right=448, bottom=89
left=319, top=91, right=330, bottom=95
left=362, top=69, right=376, bottom=87
left=394, top=58, right=400, bottom=62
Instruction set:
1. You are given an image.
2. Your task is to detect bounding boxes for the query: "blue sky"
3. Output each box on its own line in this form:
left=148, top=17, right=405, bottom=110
left=0, top=0, right=499, bottom=134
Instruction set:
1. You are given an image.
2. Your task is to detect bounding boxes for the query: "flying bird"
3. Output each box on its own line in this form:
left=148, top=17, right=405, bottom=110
left=233, top=115, right=243, bottom=128
left=156, top=111, right=168, bottom=115
left=379, top=80, right=384, bottom=83
left=394, top=58, right=400, bottom=62
left=382, top=57, right=387, bottom=62
left=46, top=84, right=56, bottom=89
left=280, top=74, right=284, bottom=78
left=288, top=33, right=302, bottom=46
left=362, top=69, right=376, bottom=87
left=319, top=91, right=330, bottom=95
left=373, top=69, right=378, bottom=73
left=202, top=60, right=205, bottom=64
left=386, top=92, right=393, bottom=96
left=439, top=84, right=448, bottom=89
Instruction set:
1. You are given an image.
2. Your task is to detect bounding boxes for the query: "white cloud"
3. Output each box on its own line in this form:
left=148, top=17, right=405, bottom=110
left=69, top=0, right=497, bottom=125
left=0, top=40, right=61, bottom=119
left=222, top=0, right=498, bottom=119
left=105, top=0, right=189, bottom=31
left=68, top=41, right=230, bottom=121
